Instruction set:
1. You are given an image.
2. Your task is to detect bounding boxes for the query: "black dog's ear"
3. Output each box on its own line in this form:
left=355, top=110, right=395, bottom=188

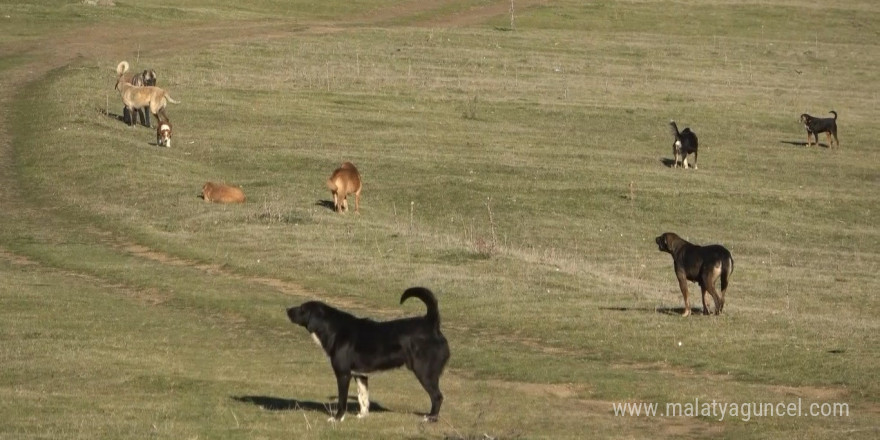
left=303, top=304, right=325, bottom=332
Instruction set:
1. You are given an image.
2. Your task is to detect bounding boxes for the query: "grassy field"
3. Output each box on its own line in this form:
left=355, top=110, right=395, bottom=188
left=1, top=0, right=878, bottom=438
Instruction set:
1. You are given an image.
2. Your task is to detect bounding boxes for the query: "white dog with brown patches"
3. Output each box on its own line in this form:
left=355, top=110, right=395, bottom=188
left=156, top=122, right=172, bottom=147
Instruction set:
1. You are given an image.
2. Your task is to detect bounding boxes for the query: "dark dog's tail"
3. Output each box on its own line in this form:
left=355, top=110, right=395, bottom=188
left=669, top=121, right=681, bottom=140
left=720, top=253, right=734, bottom=294
left=829, top=110, right=837, bottom=120
left=401, top=287, right=440, bottom=329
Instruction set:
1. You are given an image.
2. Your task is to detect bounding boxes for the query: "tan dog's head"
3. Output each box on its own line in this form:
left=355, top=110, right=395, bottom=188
left=157, top=122, right=172, bottom=148
left=655, top=232, right=681, bottom=253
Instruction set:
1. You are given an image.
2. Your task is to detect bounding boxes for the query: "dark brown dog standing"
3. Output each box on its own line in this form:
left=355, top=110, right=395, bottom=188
left=655, top=232, right=734, bottom=316
left=800, top=110, right=839, bottom=148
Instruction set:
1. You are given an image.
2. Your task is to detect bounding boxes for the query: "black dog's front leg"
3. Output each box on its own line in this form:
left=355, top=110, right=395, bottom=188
left=332, top=371, right=351, bottom=421
left=143, top=106, right=152, bottom=128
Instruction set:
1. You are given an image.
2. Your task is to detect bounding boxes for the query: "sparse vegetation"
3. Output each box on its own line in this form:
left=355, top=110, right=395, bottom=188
left=1, top=1, right=878, bottom=439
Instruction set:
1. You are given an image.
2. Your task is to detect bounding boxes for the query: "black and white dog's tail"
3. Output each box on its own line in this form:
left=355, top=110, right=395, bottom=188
left=669, top=120, right=682, bottom=141
left=400, top=287, right=440, bottom=330
left=829, top=110, right=838, bottom=120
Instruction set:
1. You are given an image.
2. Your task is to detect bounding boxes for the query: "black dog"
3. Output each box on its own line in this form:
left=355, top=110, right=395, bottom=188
left=655, top=232, right=734, bottom=316
left=122, top=69, right=158, bottom=127
left=669, top=121, right=699, bottom=169
left=800, top=110, right=839, bottom=148
left=286, top=287, right=450, bottom=422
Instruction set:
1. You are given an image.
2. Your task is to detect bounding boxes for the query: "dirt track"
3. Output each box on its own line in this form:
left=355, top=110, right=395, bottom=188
left=0, top=1, right=542, bottom=258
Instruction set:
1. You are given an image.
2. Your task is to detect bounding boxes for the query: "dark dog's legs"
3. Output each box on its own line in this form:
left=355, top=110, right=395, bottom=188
left=413, top=371, right=444, bottom=422
left=332, top=371, right=351, bottom=421
left=699, top=283, right=711, bottom=315
left=677, top=276, right=691, bottom=317
left=143, top=106, right=152, bottom=128
left=692, top=150, right=698, bottom=170
left=701, top=272, right=724, bottom=315
left=126, top=106, right=137, bottom=127
left=718, top=270, right=730, bottom=314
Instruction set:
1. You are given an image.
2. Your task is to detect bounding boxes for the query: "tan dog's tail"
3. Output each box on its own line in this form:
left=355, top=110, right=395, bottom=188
left=165, top=94, right=180, bottom=104
left=116, top=61, right=130, bottom=76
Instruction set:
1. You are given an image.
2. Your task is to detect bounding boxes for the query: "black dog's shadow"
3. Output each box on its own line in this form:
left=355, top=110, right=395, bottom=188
left=780, top=140, right=830, bottom=149
left=315, top=200, right=336, bottom=211
left=660, top=158, right=676, bottom=168
left=99, top=106, right=150, bottom=127
left=600, top=306, right=705, bottom=316
left=232, top=395, right=389, bottom=414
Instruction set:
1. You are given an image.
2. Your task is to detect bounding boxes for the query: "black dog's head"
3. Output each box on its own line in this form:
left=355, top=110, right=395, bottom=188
left=286, top=301, right=328, bottom=331
left=800, top=114, right=812, bottom=126
left=142, top=69, right=157, bottom=86
left=656, top=233, right=675, bottom=253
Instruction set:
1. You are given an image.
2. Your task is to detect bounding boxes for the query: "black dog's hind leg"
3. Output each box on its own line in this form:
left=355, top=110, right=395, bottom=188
left=143, top=106, right=152, bottom=127
left=699, top=282, right=711, bottom=315
left=414, top=372, right=444, bottom=422
left=354, top=375, right=370, bottom=418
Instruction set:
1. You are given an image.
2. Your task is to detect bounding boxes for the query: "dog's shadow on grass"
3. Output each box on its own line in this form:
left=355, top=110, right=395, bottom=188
left=315, top=200, right=336, bottom=211
left=659, top=158, right=676, bottom=168
left=231, top=395, right=389, bottom=414
left=97, top=106, right=149, bottom=127
left=779, top=140, right=830, bottom=149
left=601, top=306, right=704, bottom=316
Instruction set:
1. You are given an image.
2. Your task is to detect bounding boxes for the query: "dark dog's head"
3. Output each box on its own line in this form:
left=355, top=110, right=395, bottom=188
left=655, top=232, right=679, bottom=253
left=142, top=69, right=157, bottom=86
left=800, top=114, right=812, bottom=126
left=287, top=301, right=329, bottom=332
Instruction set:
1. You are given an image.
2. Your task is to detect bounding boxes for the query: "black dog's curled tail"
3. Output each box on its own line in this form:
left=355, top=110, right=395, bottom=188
left=829, top=110, right=838, bottom=120
left=401, top=287, right=440, bottom=329
left=669, top=121, right=681, bottom=139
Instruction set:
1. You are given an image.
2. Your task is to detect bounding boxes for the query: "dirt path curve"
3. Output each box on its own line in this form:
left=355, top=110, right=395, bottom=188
left=0, top=0, right=543, bottom=306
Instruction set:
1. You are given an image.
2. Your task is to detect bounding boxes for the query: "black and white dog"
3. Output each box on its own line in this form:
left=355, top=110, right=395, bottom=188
left=669, top=121, right=699, bottom=169
left=286, top=287, right=450, bottom=422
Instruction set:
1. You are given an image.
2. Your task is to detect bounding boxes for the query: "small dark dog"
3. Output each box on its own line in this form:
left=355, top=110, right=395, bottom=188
left=800, top=110, right=838, bottom=148
left=669, top=121, right=699, bottom=169
left=287, top=287, right=450, bottom=422
left=655, top=232, right=733, bottom=316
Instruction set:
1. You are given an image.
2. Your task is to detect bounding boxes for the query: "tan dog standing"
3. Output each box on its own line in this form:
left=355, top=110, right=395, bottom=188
left=115, top=62, right=179, bottom=127
left=327, top=162, right=362, bottom=213
left=116, top=61, right=157, bottom=126
left=655, top=232, right=734, bottom=316
left=201, top=182, right=246, bottom=203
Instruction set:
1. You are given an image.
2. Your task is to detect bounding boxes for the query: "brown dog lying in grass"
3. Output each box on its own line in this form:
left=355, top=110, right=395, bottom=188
left=115, top=62, right=179, bottom=128
left=201, top=182, right=246, bottom=203
left=327, top=161, right=362, bottom=213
